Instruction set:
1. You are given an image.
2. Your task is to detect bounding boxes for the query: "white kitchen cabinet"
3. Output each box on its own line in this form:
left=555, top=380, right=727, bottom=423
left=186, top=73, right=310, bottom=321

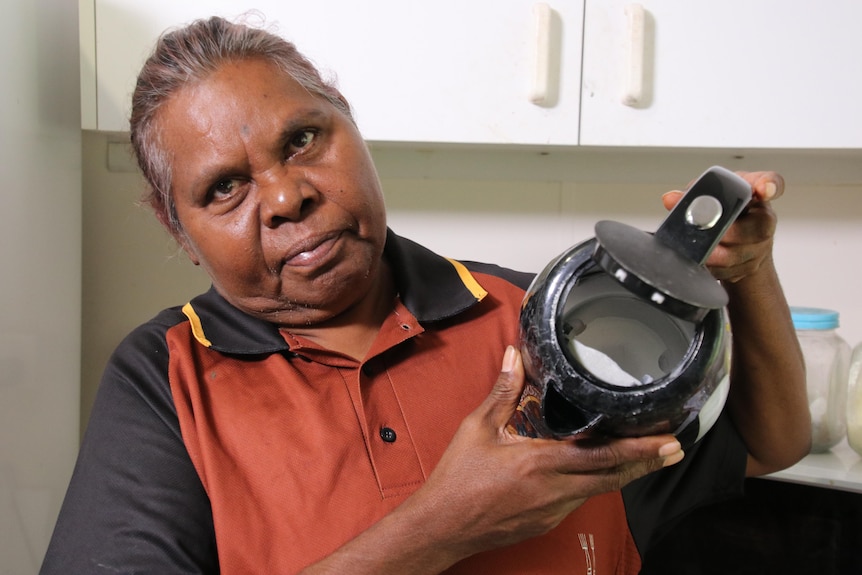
left=82, top=0, right=586, bottom=145
left=82, top=0, right=862, bottom=149
left=580, top=0, right=862, bottom=148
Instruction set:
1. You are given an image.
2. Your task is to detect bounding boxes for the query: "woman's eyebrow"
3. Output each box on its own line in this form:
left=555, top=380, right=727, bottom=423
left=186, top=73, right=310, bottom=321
left=276, top=108, right=329, bottom=144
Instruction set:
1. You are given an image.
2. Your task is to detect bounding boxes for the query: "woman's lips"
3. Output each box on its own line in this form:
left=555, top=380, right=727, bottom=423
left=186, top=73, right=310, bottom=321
left=282, top=232, right=342, bottom=267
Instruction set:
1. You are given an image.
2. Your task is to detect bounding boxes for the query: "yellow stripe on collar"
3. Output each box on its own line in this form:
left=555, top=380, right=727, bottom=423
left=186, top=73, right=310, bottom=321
left=182, top=302, right=213, bottom=348
left=446, top=258, right=488, bottom=302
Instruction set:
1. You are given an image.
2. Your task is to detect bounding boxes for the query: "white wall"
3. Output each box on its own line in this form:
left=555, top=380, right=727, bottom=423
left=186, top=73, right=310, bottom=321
left=79, top=133, right=210, bottom=430
left=82, top=138, right=862, bottom=433
left=0, top=0, right=82, bottom=572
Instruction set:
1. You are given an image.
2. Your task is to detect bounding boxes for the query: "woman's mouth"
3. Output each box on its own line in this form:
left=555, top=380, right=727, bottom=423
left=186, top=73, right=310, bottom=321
left=282, top=231, right=342, bottom=267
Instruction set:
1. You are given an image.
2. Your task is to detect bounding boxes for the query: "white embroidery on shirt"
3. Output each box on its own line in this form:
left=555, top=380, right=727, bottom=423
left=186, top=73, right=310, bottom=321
left=578, top=532, right=596, bottom=575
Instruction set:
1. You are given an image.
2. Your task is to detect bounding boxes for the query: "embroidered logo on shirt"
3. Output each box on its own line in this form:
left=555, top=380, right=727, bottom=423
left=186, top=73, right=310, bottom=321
left=578, top=532, right=596, bottom=575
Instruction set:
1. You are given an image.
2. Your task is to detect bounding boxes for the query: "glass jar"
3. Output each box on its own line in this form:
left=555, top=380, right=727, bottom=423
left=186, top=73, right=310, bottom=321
left=791, top=307, right=850, bottom=453
left=847, top=343, right=862, bottom=456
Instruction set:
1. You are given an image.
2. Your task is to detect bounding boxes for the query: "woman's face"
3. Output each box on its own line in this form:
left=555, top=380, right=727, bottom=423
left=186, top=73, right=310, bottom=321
left=157, top=58, right=388, bottom=326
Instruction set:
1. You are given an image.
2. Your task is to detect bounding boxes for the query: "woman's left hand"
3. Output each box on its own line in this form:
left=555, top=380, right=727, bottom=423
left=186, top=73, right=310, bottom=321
left=662, top=170, right=784, bottom=283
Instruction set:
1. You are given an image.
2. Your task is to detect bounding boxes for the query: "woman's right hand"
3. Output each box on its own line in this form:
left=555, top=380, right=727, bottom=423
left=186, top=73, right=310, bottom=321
left=415, top=345, right=684, bottom=560
left=302, top=346, right=683, bottom=575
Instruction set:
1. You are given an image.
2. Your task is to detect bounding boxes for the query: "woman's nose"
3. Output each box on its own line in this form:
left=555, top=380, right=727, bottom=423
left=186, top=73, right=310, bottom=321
left=259, top=172, right=317, bottom=227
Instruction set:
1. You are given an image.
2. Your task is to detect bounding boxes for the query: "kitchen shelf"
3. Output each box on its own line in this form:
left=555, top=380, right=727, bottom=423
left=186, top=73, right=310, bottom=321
left=766, top=438, right=862, bottom=494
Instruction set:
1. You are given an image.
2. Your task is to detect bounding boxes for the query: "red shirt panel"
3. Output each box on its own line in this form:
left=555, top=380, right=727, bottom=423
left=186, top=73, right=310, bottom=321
left=169, top=273, right=640, bottom=574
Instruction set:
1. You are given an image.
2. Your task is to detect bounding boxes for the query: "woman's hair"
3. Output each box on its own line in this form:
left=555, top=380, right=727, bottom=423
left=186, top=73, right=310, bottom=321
left=129, top=15, right=352, bottom=235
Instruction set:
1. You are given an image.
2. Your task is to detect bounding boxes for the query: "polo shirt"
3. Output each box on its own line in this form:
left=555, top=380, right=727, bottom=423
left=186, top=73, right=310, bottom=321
left=42, top=229, right=747, bottom=574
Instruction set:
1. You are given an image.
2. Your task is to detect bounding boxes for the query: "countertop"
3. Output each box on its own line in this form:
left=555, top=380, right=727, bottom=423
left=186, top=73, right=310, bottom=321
left=766, top=438, right=862, bottom=494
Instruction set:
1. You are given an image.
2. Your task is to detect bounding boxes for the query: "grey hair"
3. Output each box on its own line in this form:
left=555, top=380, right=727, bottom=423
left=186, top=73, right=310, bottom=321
left=129, top=15, right=353, bottom=235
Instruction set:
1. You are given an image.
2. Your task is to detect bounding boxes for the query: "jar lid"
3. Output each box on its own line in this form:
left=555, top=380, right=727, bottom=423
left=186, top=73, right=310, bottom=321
left=790, top=307, right=840, bottom=330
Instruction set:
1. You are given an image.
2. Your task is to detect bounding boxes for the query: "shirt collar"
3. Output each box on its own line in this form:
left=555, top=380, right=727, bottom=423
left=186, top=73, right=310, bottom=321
left=182, top=229, right=488, bottom=354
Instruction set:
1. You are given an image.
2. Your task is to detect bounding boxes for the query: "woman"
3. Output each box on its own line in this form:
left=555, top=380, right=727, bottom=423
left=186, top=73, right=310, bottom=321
left=42, top=16, right=809, bottom=574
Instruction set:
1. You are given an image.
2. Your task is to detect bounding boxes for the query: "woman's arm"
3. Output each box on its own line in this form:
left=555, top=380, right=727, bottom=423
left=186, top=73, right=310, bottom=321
left=41, top=321, right=219, bottom=574
left=664, top=171, right=810, bottom=476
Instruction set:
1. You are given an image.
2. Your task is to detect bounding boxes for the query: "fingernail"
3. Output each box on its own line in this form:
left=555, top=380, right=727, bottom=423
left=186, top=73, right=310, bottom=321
left=662, top=450, right=685, bottom=467
left=501, top=345, right=517, bottom=373
left=763, top=182, right=777, bottom=200
left=658, top=440, right=681, bottom=457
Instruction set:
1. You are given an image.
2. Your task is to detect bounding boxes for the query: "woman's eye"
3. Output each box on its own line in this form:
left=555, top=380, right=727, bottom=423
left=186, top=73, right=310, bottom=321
left=288, top=130, right=316, bottom=153
left=211, top=178, right=238, bottom=199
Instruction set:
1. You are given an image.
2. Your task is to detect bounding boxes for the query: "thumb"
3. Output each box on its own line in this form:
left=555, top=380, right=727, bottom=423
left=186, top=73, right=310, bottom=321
left=482, top=345, right=527, bottom=430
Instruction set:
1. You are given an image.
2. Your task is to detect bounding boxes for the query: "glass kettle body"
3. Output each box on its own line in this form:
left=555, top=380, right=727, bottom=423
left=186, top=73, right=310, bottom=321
left=510, top=166, right=750, bottom=448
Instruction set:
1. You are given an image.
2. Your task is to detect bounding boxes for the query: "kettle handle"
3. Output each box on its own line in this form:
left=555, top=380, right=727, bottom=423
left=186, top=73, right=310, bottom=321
left=654, top=166, right=752, bottom=265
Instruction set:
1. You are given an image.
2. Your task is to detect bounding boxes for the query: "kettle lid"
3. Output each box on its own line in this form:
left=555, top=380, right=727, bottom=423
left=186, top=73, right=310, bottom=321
left=592, top=166, right=751, bottom=322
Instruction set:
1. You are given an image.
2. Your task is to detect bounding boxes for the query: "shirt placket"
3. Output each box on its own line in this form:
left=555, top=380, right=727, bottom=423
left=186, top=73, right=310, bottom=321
left=355, top=355, right=427, bottom=499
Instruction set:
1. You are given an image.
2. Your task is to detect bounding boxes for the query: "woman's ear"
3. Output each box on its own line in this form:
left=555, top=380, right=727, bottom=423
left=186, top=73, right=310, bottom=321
left=154, top=210, right=200, bottom=265
left=182, top=246, right=201, bottom=266
left=175, top=234, right=201, bottom=266
left=167, top=225, right=201, bottom=266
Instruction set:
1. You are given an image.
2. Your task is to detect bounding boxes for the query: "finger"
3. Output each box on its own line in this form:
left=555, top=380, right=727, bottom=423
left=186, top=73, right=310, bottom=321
left=479, top=345, right=528, bottom=431
left=661, top=190, right=683, bottom=211
left=547, top=436, right=685, bottom=495
left=547, top=434, right=683, bottom=475
left=734, top=170, right=785, bottom=202
left=595, top=448, right=685, bottom=493
left=713, top=203, right=776, bottom=244
left=708, top=233, right=776, bottom=281
left=665, top=171, right=785, bottom=211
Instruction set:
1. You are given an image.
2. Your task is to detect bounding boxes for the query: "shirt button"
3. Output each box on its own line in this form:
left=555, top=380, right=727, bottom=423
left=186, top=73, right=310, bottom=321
left=380, top=427, right=397, bottom=443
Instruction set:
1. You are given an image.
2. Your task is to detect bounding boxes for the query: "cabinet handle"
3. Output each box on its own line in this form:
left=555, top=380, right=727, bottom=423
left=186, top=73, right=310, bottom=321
left=622, top=3, right=646, bottom=107
left=530, top=2, right=553, bottom=106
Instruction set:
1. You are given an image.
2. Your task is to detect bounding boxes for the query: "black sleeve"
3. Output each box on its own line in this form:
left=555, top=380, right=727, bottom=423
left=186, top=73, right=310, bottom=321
left=621, top=411, right=748, bottom=556
left=40, top=314, right=219, bottom=574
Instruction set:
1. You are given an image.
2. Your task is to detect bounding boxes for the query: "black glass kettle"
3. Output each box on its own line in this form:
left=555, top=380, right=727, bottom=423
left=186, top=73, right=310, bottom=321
left=511, top=166, right=751, bottom=448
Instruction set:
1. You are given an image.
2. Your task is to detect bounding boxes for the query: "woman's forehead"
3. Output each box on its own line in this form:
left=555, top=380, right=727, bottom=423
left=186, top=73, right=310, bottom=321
left=157, top=60, right=327, bottom=146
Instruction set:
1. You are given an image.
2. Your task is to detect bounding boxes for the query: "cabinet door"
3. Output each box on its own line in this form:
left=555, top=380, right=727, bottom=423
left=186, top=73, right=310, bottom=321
left=580, top=1, right=862, bottom=148
left=88, top=0, right=584, bottom=145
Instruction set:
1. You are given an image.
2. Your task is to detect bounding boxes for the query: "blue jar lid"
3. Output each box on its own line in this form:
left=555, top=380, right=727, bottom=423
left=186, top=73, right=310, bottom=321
left=790, top=307, right=840, bottom=330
